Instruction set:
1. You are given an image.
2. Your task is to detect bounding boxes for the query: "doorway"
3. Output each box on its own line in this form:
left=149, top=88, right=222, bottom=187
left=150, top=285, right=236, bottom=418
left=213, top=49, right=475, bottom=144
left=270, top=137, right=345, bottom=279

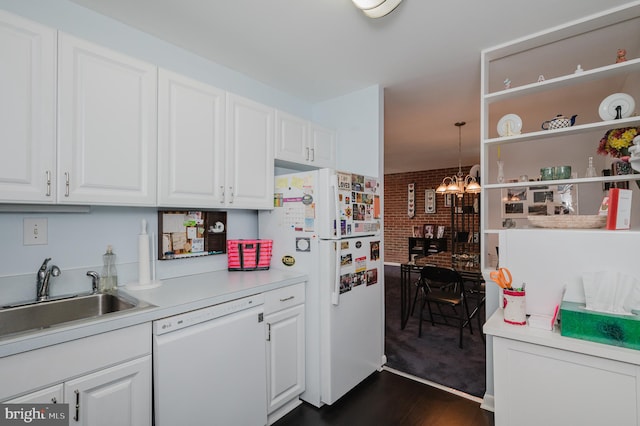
left=383, top=264, right=486, bottom=398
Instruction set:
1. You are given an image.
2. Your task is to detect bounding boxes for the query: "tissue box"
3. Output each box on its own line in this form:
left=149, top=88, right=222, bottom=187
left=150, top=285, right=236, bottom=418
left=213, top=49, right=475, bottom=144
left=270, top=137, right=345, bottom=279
left=560, top=301, right=640, bottom=350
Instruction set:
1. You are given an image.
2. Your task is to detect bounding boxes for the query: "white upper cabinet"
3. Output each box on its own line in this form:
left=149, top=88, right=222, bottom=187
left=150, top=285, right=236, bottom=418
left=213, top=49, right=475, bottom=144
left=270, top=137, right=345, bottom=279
left=0, top=11, right=56, bottom=203
left=275, top=111, right=309, bottom=163
left=57, top=33, right=158, bottom=206
left=275, top=110, right=336, bottom=169
left=157, top=68, right=226, bottom=207
left=226, top=93, right=274, bottom=209
left=309, top=123, right=336, bottom=169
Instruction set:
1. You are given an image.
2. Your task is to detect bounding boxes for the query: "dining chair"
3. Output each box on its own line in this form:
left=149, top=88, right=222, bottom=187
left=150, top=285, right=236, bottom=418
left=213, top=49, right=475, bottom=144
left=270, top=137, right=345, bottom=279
left=415, top=265, right=473, bottom=348
left=464, top=276, right=486, bottom=344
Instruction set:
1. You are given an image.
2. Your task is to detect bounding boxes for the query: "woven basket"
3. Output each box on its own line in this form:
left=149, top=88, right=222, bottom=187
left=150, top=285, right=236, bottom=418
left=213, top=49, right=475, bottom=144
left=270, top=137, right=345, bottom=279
left=527, top=215, right=606, bottom=229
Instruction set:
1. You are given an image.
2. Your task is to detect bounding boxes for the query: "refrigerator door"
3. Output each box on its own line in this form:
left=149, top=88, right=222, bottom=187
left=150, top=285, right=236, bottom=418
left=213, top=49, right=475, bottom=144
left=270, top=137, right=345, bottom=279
left=317, top=169, right=381, bottom=239
left=319, top=236, right=384, bottom=405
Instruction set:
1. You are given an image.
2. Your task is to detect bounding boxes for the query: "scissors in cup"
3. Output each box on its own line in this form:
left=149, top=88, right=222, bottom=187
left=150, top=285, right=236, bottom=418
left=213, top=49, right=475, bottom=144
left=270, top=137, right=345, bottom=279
left=490, top=267, right=512, bottom=289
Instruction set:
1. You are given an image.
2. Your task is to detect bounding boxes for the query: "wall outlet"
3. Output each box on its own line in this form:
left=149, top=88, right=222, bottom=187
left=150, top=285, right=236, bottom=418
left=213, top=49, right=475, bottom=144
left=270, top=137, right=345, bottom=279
left=24, top=218, right=48, bottom=245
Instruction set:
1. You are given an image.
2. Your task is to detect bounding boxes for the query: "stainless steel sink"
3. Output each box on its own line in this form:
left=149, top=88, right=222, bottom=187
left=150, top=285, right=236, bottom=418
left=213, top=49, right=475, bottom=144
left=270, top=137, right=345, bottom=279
left=0, top=292, right=153, bottom=338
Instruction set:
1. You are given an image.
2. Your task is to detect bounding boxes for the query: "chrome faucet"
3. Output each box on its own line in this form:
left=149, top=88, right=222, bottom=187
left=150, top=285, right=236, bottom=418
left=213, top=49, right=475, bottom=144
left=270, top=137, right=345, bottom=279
left=36, top=258, right=61, bottom=301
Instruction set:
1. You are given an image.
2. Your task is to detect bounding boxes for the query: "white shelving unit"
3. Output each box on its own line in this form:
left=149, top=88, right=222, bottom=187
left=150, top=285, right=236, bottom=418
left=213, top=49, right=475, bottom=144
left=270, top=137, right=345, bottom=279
left=479, top=2, right=640, bottom=419
left=480, top=1, right=640, bottom=270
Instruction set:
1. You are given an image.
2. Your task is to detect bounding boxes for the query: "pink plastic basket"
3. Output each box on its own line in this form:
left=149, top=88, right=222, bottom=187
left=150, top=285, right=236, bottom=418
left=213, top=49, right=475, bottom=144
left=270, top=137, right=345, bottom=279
left=227, top=239, right=273, bottom=271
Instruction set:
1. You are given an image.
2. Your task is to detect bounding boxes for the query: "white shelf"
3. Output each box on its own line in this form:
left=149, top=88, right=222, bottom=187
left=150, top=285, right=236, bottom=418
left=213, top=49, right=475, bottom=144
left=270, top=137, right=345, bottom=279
left=483, top=226, right=640, bottom=234
left=483, top=174, right=640, bottom=190
left=481, top=2, right=640, bottom=61
left=484, top=58, right=640, bottom=101
left=484, top=116, right=640, bottom=146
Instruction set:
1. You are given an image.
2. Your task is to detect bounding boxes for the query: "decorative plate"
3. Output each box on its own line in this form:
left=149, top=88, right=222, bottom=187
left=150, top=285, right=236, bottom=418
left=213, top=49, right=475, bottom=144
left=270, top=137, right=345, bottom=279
left=527, top=215, right=606, bottom=229
left=598, top=93, right=635, bottom=121
left=497, top=114, right=522, bottom=137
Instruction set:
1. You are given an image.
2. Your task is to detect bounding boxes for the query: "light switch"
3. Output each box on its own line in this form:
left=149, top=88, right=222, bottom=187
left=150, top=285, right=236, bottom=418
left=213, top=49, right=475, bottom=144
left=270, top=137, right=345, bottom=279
left=24, top=218, right=48, bottom=245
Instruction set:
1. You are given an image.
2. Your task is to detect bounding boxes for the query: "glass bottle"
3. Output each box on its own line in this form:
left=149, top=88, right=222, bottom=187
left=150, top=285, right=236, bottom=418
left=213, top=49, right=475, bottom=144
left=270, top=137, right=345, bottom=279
left=585, top=156, right=597, bottom=178
left=100, top=245, right=118, bottom=292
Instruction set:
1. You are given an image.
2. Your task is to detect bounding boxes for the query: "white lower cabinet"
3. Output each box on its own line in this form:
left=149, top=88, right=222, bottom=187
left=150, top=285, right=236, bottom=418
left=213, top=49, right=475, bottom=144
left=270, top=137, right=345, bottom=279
left=492, top=331, right=640, bottom=426
left=0, top=324, right=152, bottom=426
left=264, top=283, right=306, bottom=424
left=64, top=356, right=151, bottom=426
left=6, top=357, right=151, bottom=426
left=5, top=384, right=63, bottom=404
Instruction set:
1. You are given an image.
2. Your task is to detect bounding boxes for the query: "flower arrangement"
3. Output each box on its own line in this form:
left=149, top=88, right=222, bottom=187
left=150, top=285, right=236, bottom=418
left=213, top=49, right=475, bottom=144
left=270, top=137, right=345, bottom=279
left=597, top=127, right=639, bottom=159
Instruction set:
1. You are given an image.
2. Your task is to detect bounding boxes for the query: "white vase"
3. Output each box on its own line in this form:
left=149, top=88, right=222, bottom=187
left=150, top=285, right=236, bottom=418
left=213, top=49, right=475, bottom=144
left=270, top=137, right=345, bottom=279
left=497, top=160, right=505, bottom=183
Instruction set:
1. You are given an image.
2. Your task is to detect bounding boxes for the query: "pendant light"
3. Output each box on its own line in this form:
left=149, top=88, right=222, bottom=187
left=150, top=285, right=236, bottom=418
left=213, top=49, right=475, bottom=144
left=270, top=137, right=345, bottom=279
left=436, top=122, right=481, bottom=198
left=352, top=0, right=403, bottom=18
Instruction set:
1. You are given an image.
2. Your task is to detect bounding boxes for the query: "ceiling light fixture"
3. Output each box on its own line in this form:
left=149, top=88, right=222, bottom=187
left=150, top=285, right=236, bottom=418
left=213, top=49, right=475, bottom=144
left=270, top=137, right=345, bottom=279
left=436, top=121, right=481, bottom=198
left=352, top=0, right=403, bottom=18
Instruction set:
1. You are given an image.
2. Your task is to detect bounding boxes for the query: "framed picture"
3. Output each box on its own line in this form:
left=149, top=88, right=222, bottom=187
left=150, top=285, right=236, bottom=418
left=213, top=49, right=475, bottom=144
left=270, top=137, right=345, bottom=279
left=423, top=224, right=435, bottom=239
left=502, top=184, right=578, bottom=218
left=501, top=187, right=528, bottom=218
left=425, top=189, right=436, bottom=214
left=412, top=225, right=423, bottom=238
left=436, top=225, right=445, bottom=239
left=444, top=193, right=452, bottom=208
left=408, top=183, right=415, bottom=218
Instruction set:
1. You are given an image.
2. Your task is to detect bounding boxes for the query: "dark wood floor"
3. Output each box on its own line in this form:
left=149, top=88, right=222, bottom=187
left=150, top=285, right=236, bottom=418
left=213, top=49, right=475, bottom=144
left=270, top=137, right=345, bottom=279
left=274, top=369, right=494, bottom=426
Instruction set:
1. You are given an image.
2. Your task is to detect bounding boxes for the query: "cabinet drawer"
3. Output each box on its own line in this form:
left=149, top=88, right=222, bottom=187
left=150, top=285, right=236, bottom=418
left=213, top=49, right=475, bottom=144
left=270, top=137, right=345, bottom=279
left=264, top=283, right=305, bottom=315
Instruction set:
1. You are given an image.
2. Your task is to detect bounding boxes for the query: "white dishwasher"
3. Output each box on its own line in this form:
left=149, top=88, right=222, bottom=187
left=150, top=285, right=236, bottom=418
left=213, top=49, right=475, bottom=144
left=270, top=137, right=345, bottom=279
left=153, top=293, right=267, bottom=426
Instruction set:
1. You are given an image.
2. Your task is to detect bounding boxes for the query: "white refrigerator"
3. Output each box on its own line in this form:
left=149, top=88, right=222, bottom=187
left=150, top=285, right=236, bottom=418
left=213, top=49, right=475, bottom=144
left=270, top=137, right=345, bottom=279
left=258, top=168, right=385, bottom=407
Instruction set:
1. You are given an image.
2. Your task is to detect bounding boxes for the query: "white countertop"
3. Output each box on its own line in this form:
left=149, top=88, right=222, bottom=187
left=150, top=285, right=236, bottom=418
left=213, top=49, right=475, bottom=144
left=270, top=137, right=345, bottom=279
left=484, top=309, right=640, bottom=366
left=0, top=268, right=307, bottom=358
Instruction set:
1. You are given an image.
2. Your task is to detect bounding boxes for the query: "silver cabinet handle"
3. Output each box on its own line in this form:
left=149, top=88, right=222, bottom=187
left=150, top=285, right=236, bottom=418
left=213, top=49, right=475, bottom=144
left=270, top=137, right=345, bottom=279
left=310, top=148, right=315, bottom=162
left=64, top=172, right=70, bottom=197
left=280, top=296, right=295, bottom=302
left=46, top=170, right=51, bottom=196
left=73, top=389, right=80, bottom=421
left=228, top=186, right=234, bottom=203
left=220, top=185, right=225, bottom=204
left=305, top=147, right=310, bottom=161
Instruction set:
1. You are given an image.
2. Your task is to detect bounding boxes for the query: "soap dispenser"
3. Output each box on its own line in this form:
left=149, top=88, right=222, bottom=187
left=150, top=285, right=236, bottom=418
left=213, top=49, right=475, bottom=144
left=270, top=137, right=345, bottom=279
left=100, top=245, right=118, bottom=292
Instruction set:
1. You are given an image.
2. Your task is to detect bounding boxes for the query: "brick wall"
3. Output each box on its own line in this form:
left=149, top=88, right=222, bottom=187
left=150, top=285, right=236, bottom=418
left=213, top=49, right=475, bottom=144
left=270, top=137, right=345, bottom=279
left=383, top=166, right=476, bottom=265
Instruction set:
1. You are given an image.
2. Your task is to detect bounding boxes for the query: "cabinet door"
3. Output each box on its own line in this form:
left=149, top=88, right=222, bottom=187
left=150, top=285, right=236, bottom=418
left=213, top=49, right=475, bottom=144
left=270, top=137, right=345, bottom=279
left=309, top=124, right=336, bottom=169
left=57, top=33, right=157, bottom=206
left=5, top=384, right=63, bottom=404
left=226, top=93, right=274, bottom=209
left=0, top=11, right=56, bottom=203
left=64, top=356, right=151, bottom=426
left=266, top=304, right=305, bottom=414
left=157, top=69, right=226, bottom=207
left=275, top=110, right=309, bottom=164
left=493, top=337, right=639, bottom=426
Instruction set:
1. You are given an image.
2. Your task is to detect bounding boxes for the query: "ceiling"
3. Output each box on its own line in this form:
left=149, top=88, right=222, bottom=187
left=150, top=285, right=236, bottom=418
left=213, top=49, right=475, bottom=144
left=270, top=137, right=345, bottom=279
left=69, top=0, right=635, bottom=174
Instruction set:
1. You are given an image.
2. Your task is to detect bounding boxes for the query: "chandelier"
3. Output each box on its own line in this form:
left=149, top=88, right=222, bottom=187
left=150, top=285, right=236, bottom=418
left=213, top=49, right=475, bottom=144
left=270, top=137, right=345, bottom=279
left=436, top=121, right=481, bottom=198
left=352, top=0, right=403, bottom=18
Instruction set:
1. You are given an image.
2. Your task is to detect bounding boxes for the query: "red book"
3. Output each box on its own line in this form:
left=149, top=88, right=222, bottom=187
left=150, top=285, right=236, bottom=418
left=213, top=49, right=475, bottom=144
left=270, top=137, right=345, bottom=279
left=606, top=188, right=633, bottom=230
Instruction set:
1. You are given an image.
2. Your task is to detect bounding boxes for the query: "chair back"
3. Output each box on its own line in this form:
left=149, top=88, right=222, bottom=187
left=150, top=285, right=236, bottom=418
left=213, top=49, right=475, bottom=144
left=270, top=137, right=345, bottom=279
left=420, top=265, right=463, bottom=293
